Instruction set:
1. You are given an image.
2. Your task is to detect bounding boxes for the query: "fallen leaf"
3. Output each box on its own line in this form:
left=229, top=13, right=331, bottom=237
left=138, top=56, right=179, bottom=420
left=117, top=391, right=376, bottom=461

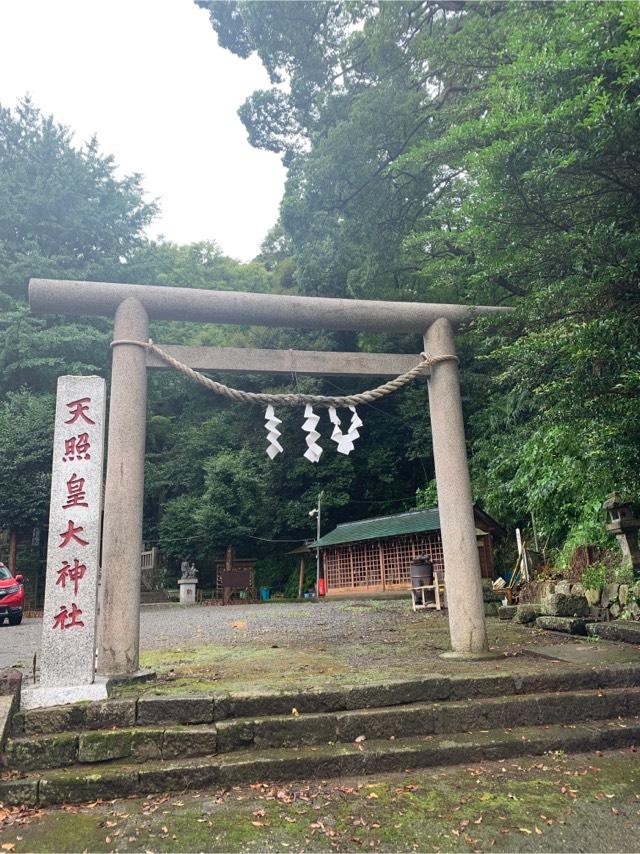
left=232, top=620, right=247, bottom=630
left=519, top=828, right=532, bottom=834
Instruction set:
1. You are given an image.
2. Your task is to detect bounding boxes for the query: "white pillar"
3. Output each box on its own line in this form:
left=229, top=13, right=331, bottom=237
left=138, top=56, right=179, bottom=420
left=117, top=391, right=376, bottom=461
left=97, top=298, right=148, bottom=676
left=423, top=318, right=488, bottom=656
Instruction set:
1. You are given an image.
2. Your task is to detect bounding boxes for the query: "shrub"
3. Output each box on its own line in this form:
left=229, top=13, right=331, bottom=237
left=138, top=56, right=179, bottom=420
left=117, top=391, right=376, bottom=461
left=581, top=562, right=607, bottom=592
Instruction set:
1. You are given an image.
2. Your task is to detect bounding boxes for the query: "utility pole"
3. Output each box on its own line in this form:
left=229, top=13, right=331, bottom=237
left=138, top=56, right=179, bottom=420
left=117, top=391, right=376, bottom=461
left=310, top=490, right=324, bottom=598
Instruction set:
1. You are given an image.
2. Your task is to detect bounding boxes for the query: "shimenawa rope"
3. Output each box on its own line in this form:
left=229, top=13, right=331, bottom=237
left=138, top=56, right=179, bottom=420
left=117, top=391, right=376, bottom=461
left=110, top=338, right=458, bottom=408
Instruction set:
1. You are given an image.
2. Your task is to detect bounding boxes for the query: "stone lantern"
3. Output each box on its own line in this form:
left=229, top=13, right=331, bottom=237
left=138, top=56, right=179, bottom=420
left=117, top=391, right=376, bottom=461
left=603, top=492, right=640, bottom=576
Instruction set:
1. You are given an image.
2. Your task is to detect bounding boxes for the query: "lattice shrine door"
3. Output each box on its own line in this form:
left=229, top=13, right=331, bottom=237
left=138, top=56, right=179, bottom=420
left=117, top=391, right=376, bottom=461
left=380, top=533, right=445, bottom=590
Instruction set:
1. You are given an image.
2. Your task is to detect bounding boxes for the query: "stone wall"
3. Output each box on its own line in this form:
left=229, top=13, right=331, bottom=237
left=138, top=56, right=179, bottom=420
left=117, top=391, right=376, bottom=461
left=517, top=579, right=640, bottom=622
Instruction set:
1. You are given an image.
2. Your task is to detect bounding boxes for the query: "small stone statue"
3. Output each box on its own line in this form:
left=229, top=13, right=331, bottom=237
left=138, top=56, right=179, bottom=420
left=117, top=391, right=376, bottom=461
left=180, top=560, right=198, bottom=580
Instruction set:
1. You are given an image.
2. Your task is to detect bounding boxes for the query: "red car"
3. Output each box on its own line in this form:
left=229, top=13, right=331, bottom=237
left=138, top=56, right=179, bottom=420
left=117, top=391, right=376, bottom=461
left=0, top=563, right=24, bottom=625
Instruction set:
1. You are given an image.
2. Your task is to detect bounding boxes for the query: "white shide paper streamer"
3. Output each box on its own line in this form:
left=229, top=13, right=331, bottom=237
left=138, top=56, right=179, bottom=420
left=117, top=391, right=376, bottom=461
left=264, top=405, right=283, bottom=459
left=328, top=405, right=363, bottom=455
left=302, top=404, right=323, bottom=463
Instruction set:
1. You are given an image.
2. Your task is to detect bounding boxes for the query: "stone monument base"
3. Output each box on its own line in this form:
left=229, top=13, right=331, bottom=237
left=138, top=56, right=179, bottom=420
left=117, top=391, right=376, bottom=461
left=21, top=681, right=108, bottom=710
left=178, top=579, right=197, bottom=605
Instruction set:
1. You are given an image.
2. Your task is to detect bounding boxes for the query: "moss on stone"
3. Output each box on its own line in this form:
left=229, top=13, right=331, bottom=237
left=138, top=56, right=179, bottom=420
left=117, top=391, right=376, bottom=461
left=6, top=732, right=78, bottom=771
left=77, top=729, right=133, bottom=763
left=6, top=750, right=640, bottom=852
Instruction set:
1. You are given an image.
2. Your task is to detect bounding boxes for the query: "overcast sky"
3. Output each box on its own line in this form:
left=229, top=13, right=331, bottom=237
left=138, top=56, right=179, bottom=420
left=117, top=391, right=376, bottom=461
left=0, top=0, right=286, bottom=261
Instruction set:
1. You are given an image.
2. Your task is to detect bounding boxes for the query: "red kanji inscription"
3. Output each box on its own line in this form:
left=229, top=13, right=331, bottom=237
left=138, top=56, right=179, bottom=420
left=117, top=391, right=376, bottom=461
left=62, top=473, right=88, bottom=509
left=55, top=559, right=87, bottom=596
left=65, top=397, right=95, bottom=426
left=58, top=520, right=89, bottom=549
left=52, top=602, right=85, bottom=630
left=63, top=433, right=91, bottom=461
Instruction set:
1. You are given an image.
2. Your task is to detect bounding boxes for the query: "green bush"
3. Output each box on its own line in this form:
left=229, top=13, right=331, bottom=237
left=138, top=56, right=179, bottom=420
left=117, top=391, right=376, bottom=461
left=254, top=555, right=297, bottom=593
left=613, top=562, right=634, bottom=586
left=556, top=500, right=611, bottom=571
left=581, top=562, right=607, bottom=592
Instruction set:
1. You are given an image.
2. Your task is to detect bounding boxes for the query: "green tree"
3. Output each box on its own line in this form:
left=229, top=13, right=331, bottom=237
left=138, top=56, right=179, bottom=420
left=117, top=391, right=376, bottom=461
left=0, top=97, right=157, bottom=395
left=0, top=98, right=157, bottom=569
left=0, top=390, right=54, bottom=532
left=205, top=0, right=640, bottom=554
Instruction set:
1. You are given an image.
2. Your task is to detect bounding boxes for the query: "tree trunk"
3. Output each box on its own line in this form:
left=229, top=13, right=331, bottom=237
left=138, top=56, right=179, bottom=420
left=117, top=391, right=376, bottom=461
left=8, top=529, right=17, bottom=574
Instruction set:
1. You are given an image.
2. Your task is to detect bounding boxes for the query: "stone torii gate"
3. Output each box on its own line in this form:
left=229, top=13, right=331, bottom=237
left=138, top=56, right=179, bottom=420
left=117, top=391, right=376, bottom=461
left=30, top=278, right=507, bottom=676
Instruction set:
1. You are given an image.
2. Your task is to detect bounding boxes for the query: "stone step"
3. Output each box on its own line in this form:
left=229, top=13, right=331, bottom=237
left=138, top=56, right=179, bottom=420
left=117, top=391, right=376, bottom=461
left=216, top=686, right=640, bottom=753
left=4, top=724, right=217, bottom=772
left=11, top=662, right=640, bottom=737
left=587, top=621, right=640, bottom=645
left=2, top=716, right=639, bottom=807
left=5, top=686, right=640, bottom=773
left=536, top=616, right=590, bottom=635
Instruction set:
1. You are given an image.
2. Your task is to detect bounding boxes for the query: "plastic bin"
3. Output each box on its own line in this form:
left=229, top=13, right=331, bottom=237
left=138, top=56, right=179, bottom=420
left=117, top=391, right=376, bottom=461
left=259, top=586, right=270, bottom=601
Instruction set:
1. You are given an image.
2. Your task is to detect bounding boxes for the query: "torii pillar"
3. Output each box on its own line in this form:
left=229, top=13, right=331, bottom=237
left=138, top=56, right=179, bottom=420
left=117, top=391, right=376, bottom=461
left=425, top=318, right=488, bottom=656
left=98, top=298, right=149, bottom=676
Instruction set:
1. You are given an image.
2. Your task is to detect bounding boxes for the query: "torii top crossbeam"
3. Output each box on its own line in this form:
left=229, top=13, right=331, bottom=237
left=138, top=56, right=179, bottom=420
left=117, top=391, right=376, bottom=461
left=29, top=278, right=507, bottom=332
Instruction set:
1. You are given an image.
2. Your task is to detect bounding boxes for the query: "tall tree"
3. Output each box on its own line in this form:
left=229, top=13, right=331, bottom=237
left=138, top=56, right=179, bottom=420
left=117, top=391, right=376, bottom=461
left=0, top=98, right=157, bottom=560
left=203, top=0, right=640, bottom=551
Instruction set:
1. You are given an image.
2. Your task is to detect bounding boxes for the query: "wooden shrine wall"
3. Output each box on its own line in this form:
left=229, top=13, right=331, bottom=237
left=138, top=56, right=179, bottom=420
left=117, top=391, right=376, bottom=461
left=323, top=532, right=445, bottom=595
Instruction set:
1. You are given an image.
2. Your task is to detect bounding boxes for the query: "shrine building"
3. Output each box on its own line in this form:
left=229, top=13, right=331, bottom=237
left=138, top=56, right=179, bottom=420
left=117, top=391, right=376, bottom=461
left=313, top=507, right=503, bottom=596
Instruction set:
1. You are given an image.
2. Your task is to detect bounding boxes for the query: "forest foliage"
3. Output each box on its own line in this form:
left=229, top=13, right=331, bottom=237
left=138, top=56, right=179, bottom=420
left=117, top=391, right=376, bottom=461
left=1, top=0, right=639, bottom=589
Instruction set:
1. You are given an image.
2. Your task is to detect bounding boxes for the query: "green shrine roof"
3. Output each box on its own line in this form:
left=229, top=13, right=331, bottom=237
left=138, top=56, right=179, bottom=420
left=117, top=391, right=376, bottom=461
left=312, top=508, right=442, bottom=548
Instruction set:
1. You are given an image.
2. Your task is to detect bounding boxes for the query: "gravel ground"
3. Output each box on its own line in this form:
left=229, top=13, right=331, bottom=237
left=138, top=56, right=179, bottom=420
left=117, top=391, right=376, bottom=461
left=0, top=598, right=589, bottom=691
left=0, top=599, right=425, bottom=676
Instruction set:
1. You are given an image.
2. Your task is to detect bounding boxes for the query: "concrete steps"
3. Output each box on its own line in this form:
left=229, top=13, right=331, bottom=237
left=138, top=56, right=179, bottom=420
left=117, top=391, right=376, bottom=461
left=5, top=685, right=640, bottom=773
left=3, top=663, right=640, bottom=806
left=11, top=662, right=640, bottom=736
left=2, top=716, right=640, bottom=807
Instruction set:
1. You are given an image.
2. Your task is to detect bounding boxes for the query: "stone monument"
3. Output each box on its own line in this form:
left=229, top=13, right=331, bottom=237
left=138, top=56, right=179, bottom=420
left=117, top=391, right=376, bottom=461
left=178, top=560, right=198, bottom=605
left=23, top=376, right=107, bottom=709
